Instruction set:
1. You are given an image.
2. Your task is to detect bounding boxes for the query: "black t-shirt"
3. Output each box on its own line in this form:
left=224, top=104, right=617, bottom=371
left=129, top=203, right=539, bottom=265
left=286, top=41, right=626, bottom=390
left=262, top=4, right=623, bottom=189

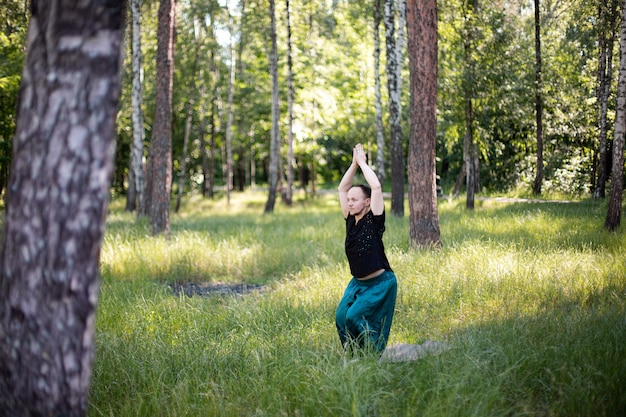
left=344, top=210, right=392, bottom=278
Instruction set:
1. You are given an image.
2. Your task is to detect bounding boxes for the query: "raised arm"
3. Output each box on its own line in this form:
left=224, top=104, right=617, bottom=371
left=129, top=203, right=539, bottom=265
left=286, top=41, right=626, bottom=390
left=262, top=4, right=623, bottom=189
left=354, top=145, right=384, bottom=216
left=338, top=144, right=384, bottom=218
left=338, top=153, right=358, bottom=219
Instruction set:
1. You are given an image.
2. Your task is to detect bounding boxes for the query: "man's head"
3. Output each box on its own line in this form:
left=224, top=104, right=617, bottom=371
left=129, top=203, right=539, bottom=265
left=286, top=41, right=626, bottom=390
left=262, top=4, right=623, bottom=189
left=347, top=184, right=371, bottom=217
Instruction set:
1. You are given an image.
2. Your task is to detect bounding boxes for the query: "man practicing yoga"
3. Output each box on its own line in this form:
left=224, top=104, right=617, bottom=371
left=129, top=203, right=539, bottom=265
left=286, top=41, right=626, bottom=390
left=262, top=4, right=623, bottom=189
left=335, top=143, right=397, bottom=353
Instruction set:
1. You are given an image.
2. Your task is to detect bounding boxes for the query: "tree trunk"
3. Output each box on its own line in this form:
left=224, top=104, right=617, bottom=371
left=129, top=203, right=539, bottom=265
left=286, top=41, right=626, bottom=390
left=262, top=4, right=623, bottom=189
left=594, top=0, right=619, bottom=199
left=462, top=0, right=478, bottom=209
left=199, top=107, right=209, bottom=197
left=407, top=0, right=440, bottom=248
left=145, top=0, right=176, bottom=235
left=605, top=0, right=626, bottom=231
left=373, top=0, right=385, bottom=183
left=384, top=0, right=405, bottom=217
left=0, top=1, right=127, bottom=415
left=532, top=0, right=544, bottom=195
left=225, top=14, right=235, bottom=206
left=208, top=95, right=218, bottom=198
left=206, top=28, right=220, bottom=199
left=265, top=0, right=280, bottom=213
left=285, top=0, right=295, bottom=206
left=126, top=0, right=145, bottom=213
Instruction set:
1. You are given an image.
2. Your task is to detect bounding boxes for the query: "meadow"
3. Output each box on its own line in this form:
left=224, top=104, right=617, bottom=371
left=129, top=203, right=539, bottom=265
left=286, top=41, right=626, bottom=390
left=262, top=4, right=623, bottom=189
left=90, top=190, right=626, bottom=416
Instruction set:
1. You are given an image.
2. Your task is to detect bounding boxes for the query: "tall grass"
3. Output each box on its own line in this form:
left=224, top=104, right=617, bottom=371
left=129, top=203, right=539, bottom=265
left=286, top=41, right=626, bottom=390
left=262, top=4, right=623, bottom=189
left=91, top=191, right=626, bottom=416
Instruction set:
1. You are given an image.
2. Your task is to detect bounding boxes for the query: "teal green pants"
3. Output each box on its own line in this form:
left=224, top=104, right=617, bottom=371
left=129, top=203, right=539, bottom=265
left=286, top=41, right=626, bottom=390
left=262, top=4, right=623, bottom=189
left=335, top=270, right=397, bottom=352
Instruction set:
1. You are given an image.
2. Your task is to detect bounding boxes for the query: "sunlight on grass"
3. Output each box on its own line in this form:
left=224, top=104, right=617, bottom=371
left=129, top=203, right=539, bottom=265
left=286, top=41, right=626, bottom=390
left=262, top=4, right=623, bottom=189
left=91, top=192, right=626, bottom=417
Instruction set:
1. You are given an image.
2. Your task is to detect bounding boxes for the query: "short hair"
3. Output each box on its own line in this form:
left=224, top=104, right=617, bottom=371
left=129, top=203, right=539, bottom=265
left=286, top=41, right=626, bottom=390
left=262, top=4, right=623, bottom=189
left=352, top=184, right=371, bottom=198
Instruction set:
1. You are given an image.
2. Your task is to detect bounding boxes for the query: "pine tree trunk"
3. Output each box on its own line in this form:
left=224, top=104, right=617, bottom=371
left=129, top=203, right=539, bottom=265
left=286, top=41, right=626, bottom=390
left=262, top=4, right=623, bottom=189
left=0, top=1, right=127, bottom=415
left=605, top=0, right=626, bottom=231
left=127, top=0, right=145, bottom=213
left=265, top=0, right=280, bottom=213
left=146, top=0, right=176, bottom=235
left=407, top=0, right=440, bottom=248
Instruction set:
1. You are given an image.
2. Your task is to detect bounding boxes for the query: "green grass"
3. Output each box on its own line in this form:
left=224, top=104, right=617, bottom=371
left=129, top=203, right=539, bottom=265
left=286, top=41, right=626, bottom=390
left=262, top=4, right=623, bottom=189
left=90, top=191, right=626, bottom=416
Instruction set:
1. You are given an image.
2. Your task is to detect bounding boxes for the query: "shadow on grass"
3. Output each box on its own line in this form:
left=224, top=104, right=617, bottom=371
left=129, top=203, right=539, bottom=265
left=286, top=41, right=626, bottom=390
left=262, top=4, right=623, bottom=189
left=439, top=280, right=626, bottom=417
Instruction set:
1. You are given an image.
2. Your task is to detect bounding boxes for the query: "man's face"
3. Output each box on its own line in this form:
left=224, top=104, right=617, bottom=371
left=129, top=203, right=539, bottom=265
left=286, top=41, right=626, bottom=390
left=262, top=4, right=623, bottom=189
left=347, top=187, right=370, bottom=216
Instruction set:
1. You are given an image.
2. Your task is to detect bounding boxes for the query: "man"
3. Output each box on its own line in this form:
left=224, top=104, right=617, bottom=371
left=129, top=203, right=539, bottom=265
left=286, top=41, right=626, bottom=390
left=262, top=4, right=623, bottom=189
left=336, top=143, right=397, bottom=353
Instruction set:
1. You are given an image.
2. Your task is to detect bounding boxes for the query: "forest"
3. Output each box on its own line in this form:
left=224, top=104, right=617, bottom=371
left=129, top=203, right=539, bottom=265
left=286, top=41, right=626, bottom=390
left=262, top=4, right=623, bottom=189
left=1, top=1, right=625, bottom=416
left=1, top=0, right=624, bottom=215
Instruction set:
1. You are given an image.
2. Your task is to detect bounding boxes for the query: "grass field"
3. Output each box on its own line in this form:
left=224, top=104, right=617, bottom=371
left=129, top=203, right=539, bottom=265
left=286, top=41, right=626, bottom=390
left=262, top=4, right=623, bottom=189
left=90, top=190, right=626, bottom=416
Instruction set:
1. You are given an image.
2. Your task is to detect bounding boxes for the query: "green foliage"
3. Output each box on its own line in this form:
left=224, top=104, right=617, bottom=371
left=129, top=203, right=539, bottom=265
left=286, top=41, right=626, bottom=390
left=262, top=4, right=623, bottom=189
left=0, top=7, right=26, bottom=193
left=0, top=0, right=618, bottom=198
left=91, top=192, right=626, bottom=416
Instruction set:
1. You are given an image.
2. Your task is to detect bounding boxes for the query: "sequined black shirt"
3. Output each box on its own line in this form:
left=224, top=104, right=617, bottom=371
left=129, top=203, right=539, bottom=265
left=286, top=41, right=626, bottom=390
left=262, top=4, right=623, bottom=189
left=345, top=210, right=392, bottom=278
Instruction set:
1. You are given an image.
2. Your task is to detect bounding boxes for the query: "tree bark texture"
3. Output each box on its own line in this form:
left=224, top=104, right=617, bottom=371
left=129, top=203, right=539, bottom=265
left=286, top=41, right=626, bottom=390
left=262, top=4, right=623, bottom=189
left=146, top=0, right=176, bottom=235
left=265, top=0, right=280, bottom=213
left=605, top=0, right=626, bottom=231
left=127, top=0, right=145, bottom=213
left=0, top=1, right=127, bottom=415
left=594, top=0, right=619, bottom=199
left=407, top=0, right=441, bottom=248
left=373, top=0, right=385, bottom=183
left=532, top=0, right=544, bottom=195
left=384, top=0, right=405, bottom=217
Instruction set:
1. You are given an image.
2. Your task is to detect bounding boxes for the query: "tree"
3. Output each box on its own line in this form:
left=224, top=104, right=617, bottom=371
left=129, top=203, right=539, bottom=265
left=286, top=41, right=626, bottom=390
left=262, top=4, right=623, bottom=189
left=407, top=0, right=441, bottom=247
left=532, top=0, right=544, bottom=195
left=285, top=0, right=295, bottom=206
left=594, top=0, right=620, bottom=199
left=127, top=0, right=145, bottom=213
left=384, top=0, right=405, bottom=217
left=265, top=0, right=280, bottom=213
left=462, top=0, right=480, bottom=209
left=605, top=0, right=626, bottom=231
left=373, top=0, right=386, bottom=183
left=0, top=1, right=127, bottom=415
left=144, top=0, right=176, bottom=235
left=225, top=13, right=236, bottom=206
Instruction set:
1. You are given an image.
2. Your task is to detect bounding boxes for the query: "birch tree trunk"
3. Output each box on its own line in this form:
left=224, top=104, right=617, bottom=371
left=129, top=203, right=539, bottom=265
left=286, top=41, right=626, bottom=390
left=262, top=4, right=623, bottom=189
left=463, top=0, right=478, bottom=209
left=384, top=0, right=405, bottom=217
left=0, top=1, right=127, bottom=415
left=407, top=0, right=440, bottom=247
left=373, top=0, right=385, bottom=183
left=265, top=0, right=280, bottom=213
left=127, top=0, right=145, bottom=213
left=145, top=0, right=176, bottom=235
left=605, top=0, right=626, bottom=231
left=594, top=0, right=619, bottom=199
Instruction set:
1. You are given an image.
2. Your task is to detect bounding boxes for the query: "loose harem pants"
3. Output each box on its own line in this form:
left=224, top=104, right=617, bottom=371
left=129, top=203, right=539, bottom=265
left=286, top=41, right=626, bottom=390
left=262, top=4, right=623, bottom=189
left=335, top=270, right=397, bottom=353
